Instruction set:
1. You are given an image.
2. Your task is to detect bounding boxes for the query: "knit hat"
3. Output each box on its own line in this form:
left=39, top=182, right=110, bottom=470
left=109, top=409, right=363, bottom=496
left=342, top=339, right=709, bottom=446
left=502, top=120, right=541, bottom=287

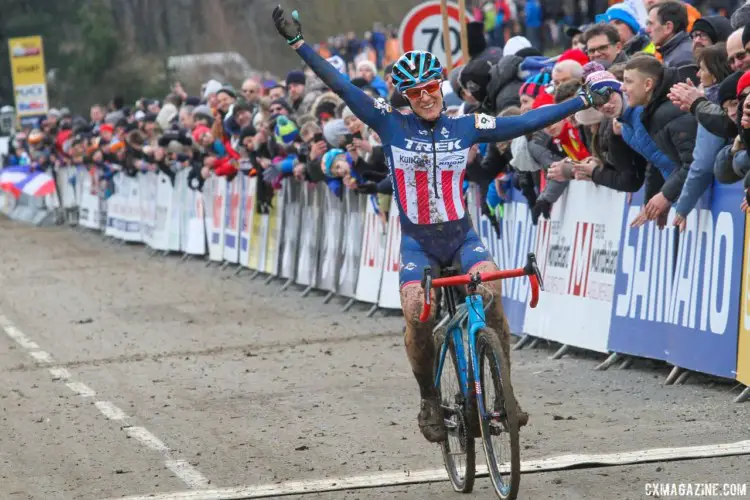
left=286, top=70, right=306, bottom=86
left=192, top=125, right=211, bottom=143
left=558, top=49, right=590, bottom=67
left=323, top=119, right=349, bottom=147
left=520, top=70, right=552, bottom=98
left=531, top=91, right=555, bottom=109
left=271, top=98, right=293, bottom=115
left=322, top=148, right=348, bottom=178
left=239, top=125, right=257, bottom=141
left=582, top=61, right=606, bottom=81
left=737, top=71, right=750, bottom=97
left=99, top=123, right=114, bottom=134
left=719, top=71, right=743, bottom=104
left=585, top=70, right=622, bottom=94
left=693, top=16, right=733, bottom=44
left=596, top=3, right=641, bottom=36
left=357, top=60, right=377, bottom=75
left=504, top=36, right=532, bottom=56
left=274, top=116, right=299, bottom=145
left=203, top=79, right=222, bottom=98
left=216, top=86, right=237, bottom=99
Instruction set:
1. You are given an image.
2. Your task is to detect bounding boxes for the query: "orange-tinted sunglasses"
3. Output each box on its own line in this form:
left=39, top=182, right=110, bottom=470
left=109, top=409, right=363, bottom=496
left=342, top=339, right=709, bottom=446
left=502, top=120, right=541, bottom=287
left=404, top=80, right=441, bottom=100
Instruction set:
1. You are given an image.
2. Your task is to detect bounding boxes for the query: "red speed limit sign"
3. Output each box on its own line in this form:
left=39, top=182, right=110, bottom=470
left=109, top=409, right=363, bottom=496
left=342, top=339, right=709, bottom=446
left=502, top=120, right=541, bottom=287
left=398, top=1, right=472, bottom=68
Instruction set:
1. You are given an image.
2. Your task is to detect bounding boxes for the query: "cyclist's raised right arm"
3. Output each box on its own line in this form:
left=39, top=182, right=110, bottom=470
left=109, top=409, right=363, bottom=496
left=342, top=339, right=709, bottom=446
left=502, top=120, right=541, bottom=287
left=293, top=42, right=393, bottom=139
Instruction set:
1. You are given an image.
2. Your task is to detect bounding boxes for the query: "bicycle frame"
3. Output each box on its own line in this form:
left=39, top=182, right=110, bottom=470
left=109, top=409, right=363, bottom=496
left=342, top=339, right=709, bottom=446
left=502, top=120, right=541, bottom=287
left=428, top=252, right=544, bottom=419
left=434, top=292, right=490, bottom=417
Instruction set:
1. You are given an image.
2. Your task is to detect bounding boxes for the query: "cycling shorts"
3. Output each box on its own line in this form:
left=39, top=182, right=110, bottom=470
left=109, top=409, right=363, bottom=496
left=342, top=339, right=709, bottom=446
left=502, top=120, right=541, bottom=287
left=399, top=224, right=492, bottom=288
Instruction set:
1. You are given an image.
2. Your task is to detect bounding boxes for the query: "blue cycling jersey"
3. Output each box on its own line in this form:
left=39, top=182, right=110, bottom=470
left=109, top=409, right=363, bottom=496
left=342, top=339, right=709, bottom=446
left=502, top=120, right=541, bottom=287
left=296, top=43, right=585, bottom=274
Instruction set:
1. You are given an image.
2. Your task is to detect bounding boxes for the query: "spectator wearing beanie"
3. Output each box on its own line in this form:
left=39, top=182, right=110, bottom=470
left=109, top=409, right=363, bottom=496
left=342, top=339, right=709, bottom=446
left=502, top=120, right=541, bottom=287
left=596, top=3, right=655, bottom=57
left=519, top=70, right=552, bottom=111
left=691, top=16, right=732, bottom=60
left=286, top=70, right=306, bottom=113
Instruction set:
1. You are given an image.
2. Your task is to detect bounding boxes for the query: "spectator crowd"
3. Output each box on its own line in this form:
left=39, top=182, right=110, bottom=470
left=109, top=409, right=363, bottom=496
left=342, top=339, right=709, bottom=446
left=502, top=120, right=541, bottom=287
left=5, top=0, right=750, bottom=235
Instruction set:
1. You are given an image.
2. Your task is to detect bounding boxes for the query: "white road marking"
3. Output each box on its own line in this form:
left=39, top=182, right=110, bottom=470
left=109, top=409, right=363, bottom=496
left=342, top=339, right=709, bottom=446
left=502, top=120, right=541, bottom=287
left=29, top=350, right=53, bottom=363
left=4, top=325, right=40, bottom=349
left=165, top=460, right=211, bottom=489
left=65, top=381, right=96, bottom=397
left=95, top=401, right=129, bottom=421
left=107, top=439, right=750, bottom=500
left=49, top=367, right=72, bottom=380
left=126, top=426, right=169, bottom=452
left=1, top=311, right=211, bottom=490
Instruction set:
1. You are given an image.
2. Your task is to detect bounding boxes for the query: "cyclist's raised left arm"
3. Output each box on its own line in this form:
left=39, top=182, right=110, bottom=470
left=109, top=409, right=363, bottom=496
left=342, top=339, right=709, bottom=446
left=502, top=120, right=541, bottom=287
left=293, top=42, right=394, bottom=140
left=467, top=97, right=585, bottom=143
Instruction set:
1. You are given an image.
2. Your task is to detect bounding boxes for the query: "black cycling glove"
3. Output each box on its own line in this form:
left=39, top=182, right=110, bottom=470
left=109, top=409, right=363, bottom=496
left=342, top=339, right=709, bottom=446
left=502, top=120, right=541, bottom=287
left=272, top=6, right=303, bottom=46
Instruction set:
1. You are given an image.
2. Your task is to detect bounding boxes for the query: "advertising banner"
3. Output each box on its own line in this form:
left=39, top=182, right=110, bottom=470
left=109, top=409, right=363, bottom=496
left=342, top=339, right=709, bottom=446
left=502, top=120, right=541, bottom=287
left=318, top=188, right=344, bottom=292
left=207, top=176, right=226, bottom=261
left=280, top=179, right=301, bottom=280
left=264, top=188, right=283, bottom=276
left=338, top=190, right=365, bottom=298
left=178, top=170, right=206, bottom=255
left=223, top=176, right=242, bottom=263
left=664, top=182, right=743, bottom=379
left=378, top=197, right=401, bottom=309
left=523, top=182, right=625, bottom=353
left=239, top=175, right=257, bottom=268
left=476, top=187, right=537, bottom=335
left=296, top=183, right=323, bottom=287
left=8, top=36, right=49, bottom=126
left=355, top=195, right=386, bottom=304
left=738, top=216, right=750, bottom=386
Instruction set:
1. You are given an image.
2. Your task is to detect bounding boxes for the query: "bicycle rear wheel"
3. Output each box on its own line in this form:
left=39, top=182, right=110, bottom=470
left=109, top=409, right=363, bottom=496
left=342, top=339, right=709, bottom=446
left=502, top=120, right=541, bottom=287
left=476, top=328, right=520, bottom=499
left=434, top=327, right=475, bottom=492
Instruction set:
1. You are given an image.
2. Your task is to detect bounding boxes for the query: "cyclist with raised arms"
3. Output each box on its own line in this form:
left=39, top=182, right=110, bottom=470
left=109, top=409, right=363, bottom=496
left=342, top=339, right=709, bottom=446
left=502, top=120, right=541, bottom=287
left=272, top=6, right=614, bottom=443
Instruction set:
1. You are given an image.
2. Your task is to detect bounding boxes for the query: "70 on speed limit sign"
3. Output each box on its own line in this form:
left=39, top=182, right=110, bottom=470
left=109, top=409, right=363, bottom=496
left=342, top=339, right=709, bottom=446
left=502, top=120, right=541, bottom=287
left=398, top=1, right=472, bottom=69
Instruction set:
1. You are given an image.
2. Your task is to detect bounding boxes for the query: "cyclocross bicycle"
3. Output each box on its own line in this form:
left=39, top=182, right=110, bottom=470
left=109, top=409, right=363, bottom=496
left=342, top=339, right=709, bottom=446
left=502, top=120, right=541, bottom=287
left=419, top=253, right=543, bottom=500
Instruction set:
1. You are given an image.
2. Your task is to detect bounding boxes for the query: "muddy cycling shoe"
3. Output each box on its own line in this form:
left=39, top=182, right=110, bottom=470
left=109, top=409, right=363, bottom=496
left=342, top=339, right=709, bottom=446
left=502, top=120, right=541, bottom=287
left=418, top=398, right=447, bottom=443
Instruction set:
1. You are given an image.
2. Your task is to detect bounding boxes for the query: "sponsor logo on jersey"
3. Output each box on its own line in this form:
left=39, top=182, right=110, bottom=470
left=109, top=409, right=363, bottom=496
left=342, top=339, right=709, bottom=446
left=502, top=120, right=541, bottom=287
left=403, top=139, right=463, bottom=152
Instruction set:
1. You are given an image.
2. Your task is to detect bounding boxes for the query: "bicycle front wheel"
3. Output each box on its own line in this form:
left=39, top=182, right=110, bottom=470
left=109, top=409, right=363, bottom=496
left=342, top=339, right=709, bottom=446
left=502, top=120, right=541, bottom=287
left=434, top=326, right=475, bottom=493
left=476, top=328, right=521, bottom=499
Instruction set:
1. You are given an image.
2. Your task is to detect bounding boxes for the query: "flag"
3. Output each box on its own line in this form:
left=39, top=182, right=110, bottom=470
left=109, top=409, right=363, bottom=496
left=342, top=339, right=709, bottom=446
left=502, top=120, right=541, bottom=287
left=0, top=166, right=56, bottom=199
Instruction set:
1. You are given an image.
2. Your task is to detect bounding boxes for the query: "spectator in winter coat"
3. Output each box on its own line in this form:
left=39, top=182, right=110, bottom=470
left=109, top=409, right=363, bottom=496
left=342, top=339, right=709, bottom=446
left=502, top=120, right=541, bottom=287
left=622, top=55, right=698, bottom=225
left=596, top=3, right=656, bottom=57
left=690, top=16, right=732, bottom=60
left=647, top=2, right=695, bottom=70
left=583, top=24, right=630, bottom=69
left=672, top=57, right=732, bottom=229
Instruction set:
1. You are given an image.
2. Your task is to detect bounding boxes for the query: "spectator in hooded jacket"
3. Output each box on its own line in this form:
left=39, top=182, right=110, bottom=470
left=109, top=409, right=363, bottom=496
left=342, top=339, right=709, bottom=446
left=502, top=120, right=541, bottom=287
left=646, top=2, right=694, bottom=70
left=690, top=15, right=733, bottom=60
left=355, top=60, right=387, bottom=97
left=285, top=71, right=307, bottom=113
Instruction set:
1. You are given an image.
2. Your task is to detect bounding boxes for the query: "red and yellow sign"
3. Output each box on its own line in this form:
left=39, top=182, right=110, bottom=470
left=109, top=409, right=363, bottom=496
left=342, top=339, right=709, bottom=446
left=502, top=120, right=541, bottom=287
left=737, top=217, right=750, bottom=385
left=8, top=36, right=49, bottom=118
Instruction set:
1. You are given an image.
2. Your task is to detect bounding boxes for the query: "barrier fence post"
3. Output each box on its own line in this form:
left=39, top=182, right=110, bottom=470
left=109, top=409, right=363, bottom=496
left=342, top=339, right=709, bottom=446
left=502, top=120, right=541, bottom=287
left=512, top=335, right=532, bottom=351
left=595, top=352, right=621, bottom=371
left=664, top=366, right=682, bottom=385
left=735, top=386, right=750, bottom=403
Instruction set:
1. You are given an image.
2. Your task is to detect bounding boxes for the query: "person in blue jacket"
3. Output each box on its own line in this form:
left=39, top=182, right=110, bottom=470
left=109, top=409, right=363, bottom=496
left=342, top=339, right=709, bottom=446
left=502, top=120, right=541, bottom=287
left=272, top=5, right=616, bottom=443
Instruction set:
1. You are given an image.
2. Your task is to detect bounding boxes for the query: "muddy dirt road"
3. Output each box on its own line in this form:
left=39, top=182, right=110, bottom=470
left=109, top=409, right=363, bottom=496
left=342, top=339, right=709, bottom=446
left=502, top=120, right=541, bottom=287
left=1, top=219, right=749, bottom=500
